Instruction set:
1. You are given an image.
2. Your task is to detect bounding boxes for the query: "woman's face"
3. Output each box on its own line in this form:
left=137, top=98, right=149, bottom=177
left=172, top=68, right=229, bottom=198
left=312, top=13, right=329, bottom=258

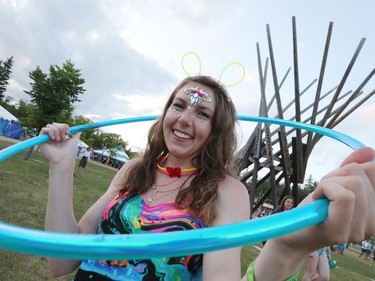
left=162, top=82, right=216, bottom=161
left=284, top=198, right=294, bottom=210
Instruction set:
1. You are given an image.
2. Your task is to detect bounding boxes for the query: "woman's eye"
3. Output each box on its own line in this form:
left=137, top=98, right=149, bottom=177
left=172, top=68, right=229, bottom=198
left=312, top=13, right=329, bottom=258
left=172, top=103, right=184, bottom=110
left=196, top=111, right=210, bottom=120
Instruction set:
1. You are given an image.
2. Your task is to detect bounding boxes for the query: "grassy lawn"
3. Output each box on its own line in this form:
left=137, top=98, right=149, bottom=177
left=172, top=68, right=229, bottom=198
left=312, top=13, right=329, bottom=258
left=0, top=139, right=117, bottom=280
left=242, top=244, right=375, bottom=281
left=1, top=138, right=374, bottom=280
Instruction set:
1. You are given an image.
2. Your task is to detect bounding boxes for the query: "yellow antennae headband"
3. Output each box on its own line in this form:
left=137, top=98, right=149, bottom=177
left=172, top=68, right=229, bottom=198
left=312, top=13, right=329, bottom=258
left=181, top=51, right=246, bottom=87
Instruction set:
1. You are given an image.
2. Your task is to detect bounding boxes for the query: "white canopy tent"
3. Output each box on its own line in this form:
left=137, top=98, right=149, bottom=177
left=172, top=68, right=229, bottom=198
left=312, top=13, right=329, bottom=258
left=0, top=105, right=18, bottom=122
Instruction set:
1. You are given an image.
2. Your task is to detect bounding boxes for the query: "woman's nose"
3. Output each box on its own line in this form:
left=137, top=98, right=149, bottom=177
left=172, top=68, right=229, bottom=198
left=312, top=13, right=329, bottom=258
left=178, top=110, right=193, bottom=126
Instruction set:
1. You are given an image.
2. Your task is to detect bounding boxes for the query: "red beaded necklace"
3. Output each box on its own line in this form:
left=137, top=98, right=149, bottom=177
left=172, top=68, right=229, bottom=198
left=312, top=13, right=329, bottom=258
left=156, top=156, right=198, bottom=178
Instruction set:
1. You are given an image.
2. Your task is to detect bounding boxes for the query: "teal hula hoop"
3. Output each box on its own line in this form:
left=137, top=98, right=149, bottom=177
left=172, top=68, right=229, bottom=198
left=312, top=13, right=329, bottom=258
left=0, top=115, right=367, bottom=259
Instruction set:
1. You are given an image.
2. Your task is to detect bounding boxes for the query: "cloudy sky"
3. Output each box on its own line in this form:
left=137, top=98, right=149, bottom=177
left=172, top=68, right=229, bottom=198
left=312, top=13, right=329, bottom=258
left=1, top=0, right=374, bottom=180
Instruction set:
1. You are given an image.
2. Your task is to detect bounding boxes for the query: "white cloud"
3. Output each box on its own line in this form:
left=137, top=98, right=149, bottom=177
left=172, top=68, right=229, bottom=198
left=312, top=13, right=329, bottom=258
left=361, top=103, right=375, bottom=118
left=113, top=93, right=165, bottom=115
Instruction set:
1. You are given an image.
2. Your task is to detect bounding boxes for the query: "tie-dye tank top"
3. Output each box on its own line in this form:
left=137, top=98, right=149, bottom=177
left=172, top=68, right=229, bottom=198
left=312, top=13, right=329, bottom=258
left=73, top=192, right=205, bottom=281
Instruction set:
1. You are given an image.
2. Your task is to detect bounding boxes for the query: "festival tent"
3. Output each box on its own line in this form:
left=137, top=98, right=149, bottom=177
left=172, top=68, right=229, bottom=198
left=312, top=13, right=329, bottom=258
left=0, top=105, right=18, bottom=122
left=1, top=120, right=24, bottom=139
left=0, top=118, right=8, bottom=134
left=0, top=105, right=23, bottom=139
left=92, top=145, right=129, bottom=168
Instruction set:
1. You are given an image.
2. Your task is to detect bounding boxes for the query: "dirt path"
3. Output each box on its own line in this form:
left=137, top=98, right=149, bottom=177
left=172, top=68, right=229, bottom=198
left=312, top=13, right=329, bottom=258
left=0, top=135, right=20, bottom=144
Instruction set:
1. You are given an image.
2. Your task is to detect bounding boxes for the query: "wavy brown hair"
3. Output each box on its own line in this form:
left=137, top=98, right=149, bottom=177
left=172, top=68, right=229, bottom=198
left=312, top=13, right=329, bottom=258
left=118, top=76, right=238, bottom=224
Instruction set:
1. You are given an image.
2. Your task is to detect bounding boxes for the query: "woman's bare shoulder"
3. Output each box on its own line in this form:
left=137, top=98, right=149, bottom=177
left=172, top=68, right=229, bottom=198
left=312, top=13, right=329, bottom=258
left=213, top=175, right=250, bottom=224
left=218, top=175, right=248, bottom=196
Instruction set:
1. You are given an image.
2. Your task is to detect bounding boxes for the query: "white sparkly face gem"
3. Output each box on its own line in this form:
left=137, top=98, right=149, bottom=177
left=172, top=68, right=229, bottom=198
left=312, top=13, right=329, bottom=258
left=183, top=87, right=212, bottom=107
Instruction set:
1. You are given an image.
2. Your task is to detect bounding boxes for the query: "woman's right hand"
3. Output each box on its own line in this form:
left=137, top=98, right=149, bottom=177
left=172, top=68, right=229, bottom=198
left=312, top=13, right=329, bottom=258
left=251, top=147, right=375, bottom=281
left=38, top=123, right=80, bottom=164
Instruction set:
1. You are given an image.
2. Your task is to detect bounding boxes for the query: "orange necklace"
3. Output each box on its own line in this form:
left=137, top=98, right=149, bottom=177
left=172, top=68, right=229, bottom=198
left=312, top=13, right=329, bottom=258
left=156, top=155, right=198, bottom=178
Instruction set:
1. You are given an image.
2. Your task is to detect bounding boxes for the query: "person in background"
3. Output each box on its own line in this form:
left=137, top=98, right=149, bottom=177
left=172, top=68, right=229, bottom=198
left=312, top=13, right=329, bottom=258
left=262, top=195, right=295, bottom=245
left=336, top=244, right=345, bottom=255
left=302, top=247, right=331, bottom=281
left=39, top=75, right=375, bottom=281
left=272, top=195, right=295, bottom=214
left=75, top=146, right=91, bottom=176
left=359, top=239, right=369, bottom=258
left=364, top=240, right=373, bottom=260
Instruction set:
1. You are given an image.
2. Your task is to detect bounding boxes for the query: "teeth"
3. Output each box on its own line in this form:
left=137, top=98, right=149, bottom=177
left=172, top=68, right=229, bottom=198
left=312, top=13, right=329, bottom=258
left=174, top=130, right=192, bottom=139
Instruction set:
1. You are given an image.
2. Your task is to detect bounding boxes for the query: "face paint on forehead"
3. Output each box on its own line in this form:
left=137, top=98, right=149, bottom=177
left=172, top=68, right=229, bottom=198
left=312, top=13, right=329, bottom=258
left=183, top=86, right=212, bottom=108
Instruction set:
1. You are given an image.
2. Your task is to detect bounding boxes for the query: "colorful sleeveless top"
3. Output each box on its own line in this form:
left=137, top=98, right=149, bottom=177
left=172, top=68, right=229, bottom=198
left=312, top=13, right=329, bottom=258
left=73, top=192, right=205, bottom=281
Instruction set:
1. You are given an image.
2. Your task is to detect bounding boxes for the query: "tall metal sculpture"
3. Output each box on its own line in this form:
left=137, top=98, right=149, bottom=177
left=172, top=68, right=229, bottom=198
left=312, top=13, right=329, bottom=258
left=236, top=17, right=375, bottom=217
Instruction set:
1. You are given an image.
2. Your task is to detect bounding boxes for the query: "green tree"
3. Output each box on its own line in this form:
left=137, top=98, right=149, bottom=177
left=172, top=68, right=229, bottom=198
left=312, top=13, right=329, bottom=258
left=24, top=60, right=85, bottom=131
left=70, top=115, right=97, bottom=147
left=97, top=132, right=127, bottom=149
left=0, top=96, right=18, bottom=116
left=303, top=174, right=318, bottom=193
left=0, top=96, right=41, bottom=133
left=70, top=115, right=139, bottom=159
left=16, top=99, right=38, bottom=130
left=0, top=56, right=14, bottom=102
left=296, top=184, right=309, bottom=202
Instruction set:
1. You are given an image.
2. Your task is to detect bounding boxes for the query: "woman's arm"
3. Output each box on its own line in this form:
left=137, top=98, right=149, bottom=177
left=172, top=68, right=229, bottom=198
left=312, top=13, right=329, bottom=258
left=202, top=176, right=250, bottom=281
left=39, top=123, right=134, bottom=277
left=46, top=162, right=132, bottom=276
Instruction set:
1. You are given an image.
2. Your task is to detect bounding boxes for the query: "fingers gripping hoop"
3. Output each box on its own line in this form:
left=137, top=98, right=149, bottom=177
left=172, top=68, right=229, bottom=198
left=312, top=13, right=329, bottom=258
left=0, top=116, right=368, bottom=260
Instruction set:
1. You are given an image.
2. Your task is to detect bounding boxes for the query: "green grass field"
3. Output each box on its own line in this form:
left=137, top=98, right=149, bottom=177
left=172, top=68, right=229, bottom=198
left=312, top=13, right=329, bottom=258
left=0, top=138, right=374, bottom=280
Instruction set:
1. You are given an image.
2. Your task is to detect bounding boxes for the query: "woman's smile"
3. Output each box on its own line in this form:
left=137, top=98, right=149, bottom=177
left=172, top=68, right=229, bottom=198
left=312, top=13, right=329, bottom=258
left=173, top=129, right=193, bottom=140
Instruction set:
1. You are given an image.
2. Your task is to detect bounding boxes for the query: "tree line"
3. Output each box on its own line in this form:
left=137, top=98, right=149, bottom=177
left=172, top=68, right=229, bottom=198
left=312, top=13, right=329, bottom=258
left=247, top=173, right=318, bottom=205
left=0, top=56, right=139, bottom=159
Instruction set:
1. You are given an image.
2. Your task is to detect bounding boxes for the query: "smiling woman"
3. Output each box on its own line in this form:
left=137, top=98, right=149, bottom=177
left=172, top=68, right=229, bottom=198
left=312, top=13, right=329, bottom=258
left=37, top=75, right=251, bottom=280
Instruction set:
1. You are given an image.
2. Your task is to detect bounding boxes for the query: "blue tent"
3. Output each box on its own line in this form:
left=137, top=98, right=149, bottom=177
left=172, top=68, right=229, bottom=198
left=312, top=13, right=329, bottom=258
left=2, top=120, right=23, bottom=139
left=0, top=106, right=23, bottom=139
left=0, top=118, right=8, bottom=135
